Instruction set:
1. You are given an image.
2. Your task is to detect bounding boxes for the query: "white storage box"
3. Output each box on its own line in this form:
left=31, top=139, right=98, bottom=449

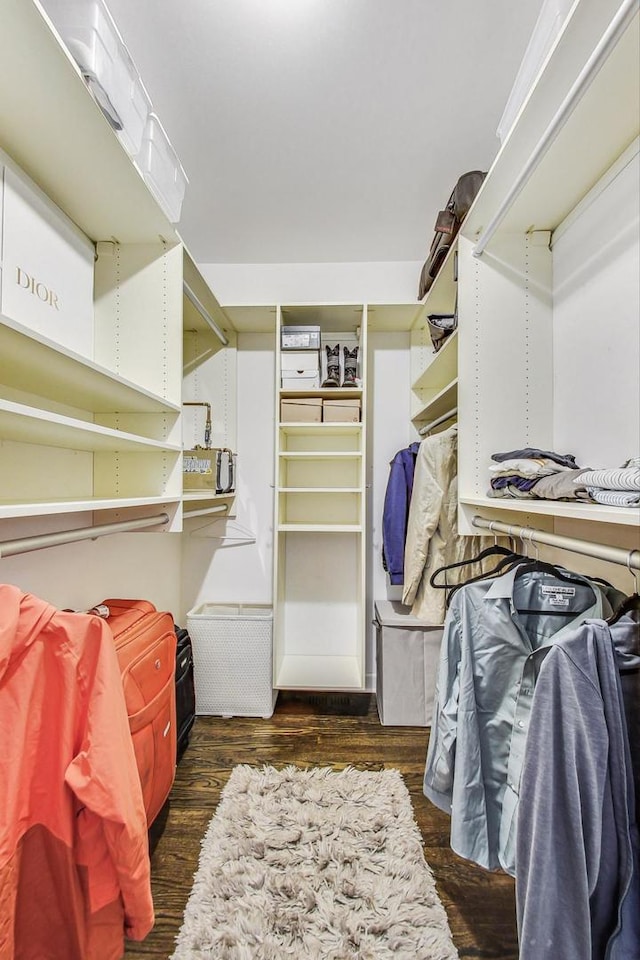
left=281, top=349, right=320, bottom=390
left=137, top=113, right=189, bottom=223
left=374, top=600, right=443, bottom=726
left=0, top=156, right=95, bottom=360
left=44, top=0, right=152, bottom=157
left=281, top=325, right=321, bottom=350
left=497, top=0, right=574, bottom=143
left=187, top=603, right=276, bottom=718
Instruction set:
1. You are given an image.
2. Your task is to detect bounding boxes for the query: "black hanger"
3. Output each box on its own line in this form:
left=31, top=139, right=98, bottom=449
left=429, top=543, right=520, bottom=590
left=607, top=593, right=640, bottom=625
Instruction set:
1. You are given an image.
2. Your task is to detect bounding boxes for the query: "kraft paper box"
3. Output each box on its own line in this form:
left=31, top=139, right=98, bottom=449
left=280, top=397, right=322, bottom=423
left=322, top=398, right=361, bottom=423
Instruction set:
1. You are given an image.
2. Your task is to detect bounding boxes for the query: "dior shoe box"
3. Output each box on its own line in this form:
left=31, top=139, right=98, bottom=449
left=0, top=149, right=95, bottom=361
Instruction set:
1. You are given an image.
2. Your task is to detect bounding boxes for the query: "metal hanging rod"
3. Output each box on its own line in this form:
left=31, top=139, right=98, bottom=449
left=183, top=503, right=230, bottom=520
left=472, top=0, right=638, bottom=258
left=419, top=406, right=457, bottom=437
left=183, top=281, right=229, bottom=346
left=472, top=515, right=640, bottom=570
left=0, top=513, right=170, bottom=560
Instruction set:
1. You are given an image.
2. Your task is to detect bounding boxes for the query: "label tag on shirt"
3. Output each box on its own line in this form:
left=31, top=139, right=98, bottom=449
left=539, top=584, right=575, bottom=606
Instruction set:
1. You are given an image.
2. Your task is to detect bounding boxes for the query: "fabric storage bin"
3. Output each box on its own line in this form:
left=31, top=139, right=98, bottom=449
left=136, top=113, right=189, bottom=223
left=0, top=154, right=94, bottom=360
left=374, top=600, right=443, bottom=726
left=44, top=0, right=152, bottom=157
left=186, top=604, right=276, bottom=718
left=281, top=397, right=322, bottom=423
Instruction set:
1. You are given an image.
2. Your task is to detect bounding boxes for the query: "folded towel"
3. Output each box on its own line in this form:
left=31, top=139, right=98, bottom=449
left=578, top=467, right=640, bottom=492
left=489, top=458, right=574, bottom=479
left=587, top=488, right=640, bottom=507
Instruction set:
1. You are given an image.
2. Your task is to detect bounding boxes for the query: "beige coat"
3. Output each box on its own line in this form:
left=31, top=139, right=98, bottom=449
left=402, top=426, right=493, bottom=624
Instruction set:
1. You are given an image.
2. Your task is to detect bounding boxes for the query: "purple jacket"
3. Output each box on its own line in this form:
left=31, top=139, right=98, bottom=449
left=382, top=442, right=421, bottom=585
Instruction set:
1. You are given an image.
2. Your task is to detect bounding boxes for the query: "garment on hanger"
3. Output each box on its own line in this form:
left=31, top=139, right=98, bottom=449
left=381, top=441, right=421, bottom=584
left=516, top=614, right=640, bottom=960
left=402, top=425, right=493, bottom=624
left=423, top=562, right=622, bottom=875
left=0, top=584, right=154, bottom=960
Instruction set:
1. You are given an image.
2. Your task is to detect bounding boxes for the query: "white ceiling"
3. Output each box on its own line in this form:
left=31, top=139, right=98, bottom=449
left=103, top=0, right=543, bottom=264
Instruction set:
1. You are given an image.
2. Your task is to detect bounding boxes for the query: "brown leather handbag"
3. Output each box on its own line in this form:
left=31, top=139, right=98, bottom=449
left=418, top=170, right=486, bottom=300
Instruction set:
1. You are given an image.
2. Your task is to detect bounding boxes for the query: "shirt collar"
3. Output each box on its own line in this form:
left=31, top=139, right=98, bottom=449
left=483, top=563, right=602, bottom=607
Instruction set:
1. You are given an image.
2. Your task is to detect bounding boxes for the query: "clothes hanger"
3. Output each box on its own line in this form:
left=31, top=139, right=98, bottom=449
left=607, top=556, right=640, bottom=625
left=430, top=522, right=522, bottom=590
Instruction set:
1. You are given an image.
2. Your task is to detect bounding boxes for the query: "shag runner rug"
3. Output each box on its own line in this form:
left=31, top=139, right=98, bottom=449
left=171, top=765, right=459, bottom=960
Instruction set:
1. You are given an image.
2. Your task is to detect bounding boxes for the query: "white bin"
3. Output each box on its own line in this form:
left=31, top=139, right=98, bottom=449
left=186, top=604, right=276, bottom=718
left=136, top=113, right=189, bottom=223
left=44, top=0, right=152, bottom=157
left=374, top=600, right=443, bottom=727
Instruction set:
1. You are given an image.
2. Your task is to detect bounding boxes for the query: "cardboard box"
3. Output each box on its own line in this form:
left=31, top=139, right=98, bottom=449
left=322, top=398, right=361, bottom=422
left=374, top=601, right=443, bottom=726
left=280, top=397, right=322, bottom=423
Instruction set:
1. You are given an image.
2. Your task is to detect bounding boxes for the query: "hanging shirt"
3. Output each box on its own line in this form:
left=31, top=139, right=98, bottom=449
left=423, top=564, right=610, bottom=876
left=516, top=615, right=640, bottom=960
left=402, top=426, right=493, bottom=624
left=382, top=441, right=421, bottom=584
left=0, top=584, right=154, bottom=960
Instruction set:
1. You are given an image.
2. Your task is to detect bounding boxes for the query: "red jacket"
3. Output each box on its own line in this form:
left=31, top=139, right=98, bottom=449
left=0, top=585, right=154, bottom=960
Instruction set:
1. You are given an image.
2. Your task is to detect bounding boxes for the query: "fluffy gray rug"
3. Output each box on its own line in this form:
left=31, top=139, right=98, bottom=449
left=171, top=764, right=459, bottom=959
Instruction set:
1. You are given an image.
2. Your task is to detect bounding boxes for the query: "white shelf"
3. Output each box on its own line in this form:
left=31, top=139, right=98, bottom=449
left=280, top=388, right=363, bottom=401
left=0, top=495, right=179, bottom=521
left=411, top=331, right=458, bottom=393
left=278, top=451, right=363, bottom=460
left=0, top=315, right=181, bottom=414
left=0, top=1, right=177, bottom=244
left=275, top=655, right=363, bottom=691
left=278, top=523, right=363, bottom=533
left=182, top=491, right=236, bottom=503
left=463, top=1, right=640, bottom=243
left=0, top=400, right=180, bottom=453
left=413, top=240, right=459, bottom=324
left=279, top=423, right=362, bottom=435
left=279, top=488, right=361, bottom=494
left=461, top=496, right=640, bottom=528
left=413, top=378, right=458, bottom=426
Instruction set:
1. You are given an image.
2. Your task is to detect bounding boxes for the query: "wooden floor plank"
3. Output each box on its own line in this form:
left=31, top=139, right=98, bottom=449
left=125, top=695, right=518, bottom=959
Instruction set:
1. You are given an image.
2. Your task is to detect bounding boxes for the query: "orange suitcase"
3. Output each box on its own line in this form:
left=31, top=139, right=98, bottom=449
left=96, top=598, right=177, bottom=826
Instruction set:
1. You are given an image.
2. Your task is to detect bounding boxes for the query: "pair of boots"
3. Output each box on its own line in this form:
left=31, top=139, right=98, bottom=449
left=321, top=344, right=359, bottom=388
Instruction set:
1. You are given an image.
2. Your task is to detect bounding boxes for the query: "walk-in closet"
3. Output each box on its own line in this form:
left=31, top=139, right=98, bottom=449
left=1, top=1, right=638, bottom=958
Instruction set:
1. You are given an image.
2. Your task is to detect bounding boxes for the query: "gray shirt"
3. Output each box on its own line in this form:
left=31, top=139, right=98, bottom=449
left=424, top=564, right=610, bottom=875
left=516, top=615, right=640, bottom=960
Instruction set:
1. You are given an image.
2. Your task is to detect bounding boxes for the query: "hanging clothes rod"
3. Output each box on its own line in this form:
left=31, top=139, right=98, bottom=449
left=0, top=513, right=170, bottom=560
left=472, top=515, right=640, bottom=570
left=472, top=0, right=638, bottom=258
left=183, top=503, right=230, bottom=520
left=183, top=281, right=229, bottom=346
left=419, top=406, right=457, bottom=437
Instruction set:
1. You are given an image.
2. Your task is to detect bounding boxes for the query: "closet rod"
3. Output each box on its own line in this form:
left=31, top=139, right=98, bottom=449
left=0, top=513, right=170, bottom=560
left=183, top=282, right=229, bottom=346
left=472, top=0, right=638, bottom=258
left=472, top=515, right=640, bottom=570
left=419, top=406, right=457, bottom=437
left=183, top=504, right=229, bottom=520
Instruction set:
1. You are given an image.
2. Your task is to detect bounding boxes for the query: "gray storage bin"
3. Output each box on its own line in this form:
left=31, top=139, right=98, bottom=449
left=374, top=600, right=443, bottom=726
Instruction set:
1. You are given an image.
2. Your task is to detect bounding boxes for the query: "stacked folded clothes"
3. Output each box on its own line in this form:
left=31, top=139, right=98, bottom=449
left=577, top=457, right=640, bottom=507
left=487, top=447, right=591, bottom=501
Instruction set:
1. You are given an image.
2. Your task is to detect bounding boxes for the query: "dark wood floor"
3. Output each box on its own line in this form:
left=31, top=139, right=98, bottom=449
left=125, top=694, right=518, bottom=959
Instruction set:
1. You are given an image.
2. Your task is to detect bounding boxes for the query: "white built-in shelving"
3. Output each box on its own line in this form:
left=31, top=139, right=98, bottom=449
left=456, top=0, right=640, bottom=538
left=0, top=1, right=238, bottom=528
left=273, top=304, right=367, bottom=691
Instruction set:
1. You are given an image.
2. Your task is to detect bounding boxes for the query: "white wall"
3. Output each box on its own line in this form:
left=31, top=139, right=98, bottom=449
left=199, top=261, right=422, bottom=306
left=181, top=333, right=275, bottom=620
left=366, top=331, right=412, bottom=688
